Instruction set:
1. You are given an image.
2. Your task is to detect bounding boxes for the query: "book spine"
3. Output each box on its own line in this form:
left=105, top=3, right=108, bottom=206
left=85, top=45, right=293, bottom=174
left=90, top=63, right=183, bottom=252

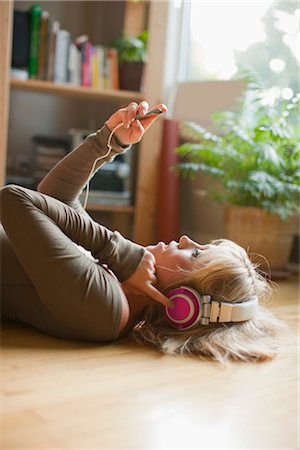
left=68, top=43, right=81, bottom=86
left=91, top=47, right=99, bottom=89
left=64, top=32, right=71, bottom=83
left=95, top=45, right=106, bottom=89
left=103, top=48, right=108, bottom=89
left=74, top=35, right=89, bottom=86
left=53, top=30, right=63, bottom=82
left=37, top=10, right=50, bottom=80
left=53, top=29, right=70, bottom=83
left=82, top=41, right=92, bottom=87
left=106, top=48, right=119, bottom=90
left=11, top=10, right=31, bottom=69
left=28, top=4, right=42, bottom=78
left=46, top=20, right=60, bottom=81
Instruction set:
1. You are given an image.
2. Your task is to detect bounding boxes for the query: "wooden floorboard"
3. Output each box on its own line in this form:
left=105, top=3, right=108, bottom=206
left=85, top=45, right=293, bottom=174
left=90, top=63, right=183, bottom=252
left=1, top=275, right=299, bottom=449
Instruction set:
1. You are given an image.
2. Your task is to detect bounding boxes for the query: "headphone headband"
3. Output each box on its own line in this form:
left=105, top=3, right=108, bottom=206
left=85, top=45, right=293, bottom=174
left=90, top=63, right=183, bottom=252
left=209, top=296, right=258, bottom=323
left=165, top=287, right=259, bottom=331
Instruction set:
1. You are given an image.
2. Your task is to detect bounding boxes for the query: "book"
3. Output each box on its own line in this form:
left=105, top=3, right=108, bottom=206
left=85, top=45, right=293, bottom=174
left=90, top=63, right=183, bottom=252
left=53, top=29, right=71, bottom=83
left=91, top=47, right=99, bottom=88
left=75, top=35, right=91, bottom=87
left=82, top=41, right=92, bottom=87
left=37, top=10, right=50, bottom=80
left=17, top=9, right=124, bottom=93
left=106, top=48, right=119, bottom=90
left=11, top=68, right=29, bottom=80
left=37, top=10, right=49, bottom=80
left=46, top=20, right=60, bottom=81
left=12, top=10, right=30, bottom=68
left=94, top=45, right=106, bottom=89
left=28, top=4, right=42, bottom=78
left=68, top=43, right=81, bottom=86
left=32, top=135, right=68, bottom=180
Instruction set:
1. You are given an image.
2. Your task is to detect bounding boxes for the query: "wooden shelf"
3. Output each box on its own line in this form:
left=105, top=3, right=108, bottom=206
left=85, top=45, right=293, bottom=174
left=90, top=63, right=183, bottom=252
left=86, top=203, right=135, bottom=213
left=10, top=79, right=145, bottom=103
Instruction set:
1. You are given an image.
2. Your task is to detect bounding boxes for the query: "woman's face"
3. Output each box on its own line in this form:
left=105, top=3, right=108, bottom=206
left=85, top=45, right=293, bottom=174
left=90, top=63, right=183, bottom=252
left=147, top=235, right=211, bottom=289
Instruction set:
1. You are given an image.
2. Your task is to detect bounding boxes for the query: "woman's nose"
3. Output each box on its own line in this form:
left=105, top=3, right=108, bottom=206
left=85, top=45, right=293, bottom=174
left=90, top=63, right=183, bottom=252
left=179, top=235, right=190, bottom=248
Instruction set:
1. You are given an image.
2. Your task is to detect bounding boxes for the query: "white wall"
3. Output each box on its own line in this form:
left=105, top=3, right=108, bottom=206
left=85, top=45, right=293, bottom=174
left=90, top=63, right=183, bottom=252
left=171, top=81, right=245, bottom=244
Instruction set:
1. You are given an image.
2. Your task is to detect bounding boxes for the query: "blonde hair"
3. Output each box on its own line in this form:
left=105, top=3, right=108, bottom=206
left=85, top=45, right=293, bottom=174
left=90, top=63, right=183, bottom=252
left=132, top=239, right=286, bottom=364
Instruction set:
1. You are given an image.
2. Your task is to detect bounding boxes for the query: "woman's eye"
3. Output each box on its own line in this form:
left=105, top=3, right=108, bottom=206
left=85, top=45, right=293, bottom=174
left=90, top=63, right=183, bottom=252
left=192, top=248, right=201, bottom=258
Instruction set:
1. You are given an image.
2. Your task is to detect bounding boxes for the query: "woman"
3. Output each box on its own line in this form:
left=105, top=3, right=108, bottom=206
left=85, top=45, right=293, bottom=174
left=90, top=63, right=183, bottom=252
left=0, top=101, right=283, bottom=363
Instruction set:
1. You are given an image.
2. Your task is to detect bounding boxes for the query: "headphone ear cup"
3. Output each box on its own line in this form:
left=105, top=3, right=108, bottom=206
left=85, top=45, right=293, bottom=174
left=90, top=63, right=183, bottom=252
left=165, top=286, right=202, bottom=330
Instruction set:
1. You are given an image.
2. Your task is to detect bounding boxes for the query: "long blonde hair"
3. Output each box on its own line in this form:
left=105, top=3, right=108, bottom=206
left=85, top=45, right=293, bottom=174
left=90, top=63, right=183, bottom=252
left=132, top=239, right=285, bottom=364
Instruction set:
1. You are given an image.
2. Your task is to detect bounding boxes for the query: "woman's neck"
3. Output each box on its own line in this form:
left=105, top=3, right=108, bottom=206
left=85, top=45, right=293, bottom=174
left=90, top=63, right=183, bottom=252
left=119, top=285, right=151, bottom=335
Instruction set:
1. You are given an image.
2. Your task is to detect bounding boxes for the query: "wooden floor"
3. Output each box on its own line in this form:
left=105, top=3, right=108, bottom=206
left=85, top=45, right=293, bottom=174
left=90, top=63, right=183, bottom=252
left=1, top=275, right=299, bottom=449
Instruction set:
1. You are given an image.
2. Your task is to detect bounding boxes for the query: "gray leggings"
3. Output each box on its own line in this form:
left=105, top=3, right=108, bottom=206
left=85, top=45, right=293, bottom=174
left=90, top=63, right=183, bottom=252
left=0, top=184, right=122, bottom=341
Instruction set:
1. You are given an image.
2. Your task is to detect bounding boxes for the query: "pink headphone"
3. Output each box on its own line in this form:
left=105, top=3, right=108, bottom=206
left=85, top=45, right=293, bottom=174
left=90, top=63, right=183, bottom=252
left=165, top=286, right=259, bottom=330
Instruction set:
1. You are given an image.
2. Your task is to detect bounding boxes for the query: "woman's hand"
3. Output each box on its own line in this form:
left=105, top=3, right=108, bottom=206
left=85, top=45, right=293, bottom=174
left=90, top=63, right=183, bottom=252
left=106, top=101, right=167, bottom=146
left=122, top=250, right=173, bottom=307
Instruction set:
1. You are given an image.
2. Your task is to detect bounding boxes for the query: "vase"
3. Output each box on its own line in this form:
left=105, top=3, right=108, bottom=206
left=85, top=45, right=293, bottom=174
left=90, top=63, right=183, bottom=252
left=119, top=62, right=145, bottom=92
left=224, top=205, right=298, bottom=278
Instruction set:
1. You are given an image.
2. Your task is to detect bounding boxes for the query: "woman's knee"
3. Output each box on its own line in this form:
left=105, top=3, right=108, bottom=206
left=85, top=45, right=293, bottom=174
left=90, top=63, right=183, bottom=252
left=0, top=184, right=17, bottom=199
left=0, top=184, right=25, bottom=204
left=0, top=184, right=17, bottom=216
left=0, top=184, right=30, bottom=223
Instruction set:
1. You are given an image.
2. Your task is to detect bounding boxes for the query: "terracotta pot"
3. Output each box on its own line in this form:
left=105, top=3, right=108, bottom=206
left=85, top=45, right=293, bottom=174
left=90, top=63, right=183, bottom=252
left=119, top=62, right=145, bottom=92
left=224, top=206, right=298, bottom=272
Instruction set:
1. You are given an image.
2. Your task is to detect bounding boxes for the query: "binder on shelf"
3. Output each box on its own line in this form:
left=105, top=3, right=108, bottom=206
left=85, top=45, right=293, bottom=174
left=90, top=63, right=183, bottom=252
left=11, top=10, right=30, bottom=68
left=37, top=10, right=50, bottom=80
left=106, top=48, right=119, bottom=90
left=68, top=43, right=81, bottom=86
left=53, top=29, right=71, bottom=84
left=46, top=20, right=60, bottom=81
left=91, top=47, right=99, bottom=89
left=82, top=41, right=93, bottom=87
left=28, top=4, right=42, bottom=78
left=96, top=45, right=106, bottom=89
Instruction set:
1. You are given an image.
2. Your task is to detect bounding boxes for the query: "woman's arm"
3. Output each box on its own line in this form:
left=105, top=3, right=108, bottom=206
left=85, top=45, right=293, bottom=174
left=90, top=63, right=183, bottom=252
left=38, top=101, right=167, bottom=213
left=37, top=124, right=130, bottom=212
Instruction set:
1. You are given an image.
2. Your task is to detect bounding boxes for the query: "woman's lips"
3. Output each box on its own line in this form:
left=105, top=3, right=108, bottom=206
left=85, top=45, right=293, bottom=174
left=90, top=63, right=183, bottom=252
left=157, top=241, right=167, bottom=250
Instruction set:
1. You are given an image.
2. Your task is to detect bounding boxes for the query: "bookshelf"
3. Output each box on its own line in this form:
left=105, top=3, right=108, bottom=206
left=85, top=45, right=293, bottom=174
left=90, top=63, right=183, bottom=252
left=8, top=79, right=143, bottom=217
left=10, top=79, right=145, bottom=103
left=85, top=204, right=135, bottom=214
left=0, top=0, right=170, bottom=244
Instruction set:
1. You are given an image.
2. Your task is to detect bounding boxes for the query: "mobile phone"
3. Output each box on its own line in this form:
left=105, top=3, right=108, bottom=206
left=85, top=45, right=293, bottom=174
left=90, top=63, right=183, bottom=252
left=135, top=108, right=163, bottom=120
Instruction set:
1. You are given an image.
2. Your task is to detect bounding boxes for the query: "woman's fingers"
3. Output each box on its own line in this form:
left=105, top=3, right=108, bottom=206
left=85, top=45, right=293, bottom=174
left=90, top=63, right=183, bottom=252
left=136, top=101, right=149, bottom=119
left=144, top=282, right=173, bottom=308
left=138, top=103, right=168, bottom=130
left=125, top=101, right=150, bottom=129
left=108, top=101, right=165, bottom=129
left=106, top=101, right=167, bottom=146
left=126, top=102, right=139, bottom=126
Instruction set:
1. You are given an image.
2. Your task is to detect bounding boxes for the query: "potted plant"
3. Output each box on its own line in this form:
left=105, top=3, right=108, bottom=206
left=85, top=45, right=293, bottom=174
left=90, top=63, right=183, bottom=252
left=176, top=79, right=300, bottom=276
left=111, top=31, right=148, bottom=92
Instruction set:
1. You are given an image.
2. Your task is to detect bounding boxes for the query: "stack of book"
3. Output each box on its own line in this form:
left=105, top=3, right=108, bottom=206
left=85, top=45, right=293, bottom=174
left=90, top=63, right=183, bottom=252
left=11, top=5, right=119, bottom=90
left=32, top=135, right=69, bottom=182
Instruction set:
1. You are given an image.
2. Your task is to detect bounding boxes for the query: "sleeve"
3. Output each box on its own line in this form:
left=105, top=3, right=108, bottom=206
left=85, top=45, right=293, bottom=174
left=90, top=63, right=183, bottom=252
left=37, top=124, right=130, bottom=212
left=1, top=184, right=145, bottom=282
left=36, top=124, right=144, bottom=280
left=97, top=230, right=145, bottom=282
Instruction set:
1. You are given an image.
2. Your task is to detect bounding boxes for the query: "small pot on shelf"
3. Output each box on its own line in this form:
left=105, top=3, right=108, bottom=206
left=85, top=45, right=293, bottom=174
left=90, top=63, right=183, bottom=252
left=110, top=31, right=148, bottom=93
left=119, top=61, right=145, bottom=92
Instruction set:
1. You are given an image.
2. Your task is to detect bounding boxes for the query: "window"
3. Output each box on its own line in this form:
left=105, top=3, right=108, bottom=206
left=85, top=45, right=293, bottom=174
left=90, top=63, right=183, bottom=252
left=181, top=1, right=299, bottom=97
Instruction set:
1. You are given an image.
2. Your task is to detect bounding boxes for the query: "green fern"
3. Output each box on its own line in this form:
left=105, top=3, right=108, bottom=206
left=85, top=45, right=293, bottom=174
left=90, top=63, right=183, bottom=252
left=177, top=83, right=300, bottom=219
